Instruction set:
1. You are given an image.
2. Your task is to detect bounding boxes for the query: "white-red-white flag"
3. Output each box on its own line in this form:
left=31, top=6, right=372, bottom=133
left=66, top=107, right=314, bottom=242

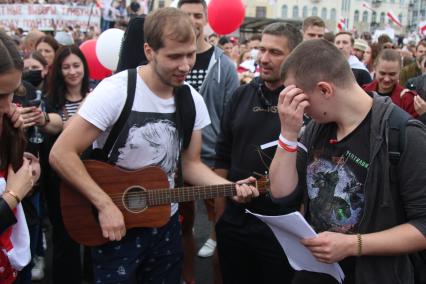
left=419, top=21, right=426, bottom=35
left=387, top=11, right=402, bottom=27
left=362, top=1, right=375, bottom=12
left=337, top=18, right=347, bottom=32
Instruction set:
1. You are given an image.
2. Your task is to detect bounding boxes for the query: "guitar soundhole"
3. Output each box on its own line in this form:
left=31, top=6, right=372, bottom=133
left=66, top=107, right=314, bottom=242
left=122, top=186, right=148, bottom=213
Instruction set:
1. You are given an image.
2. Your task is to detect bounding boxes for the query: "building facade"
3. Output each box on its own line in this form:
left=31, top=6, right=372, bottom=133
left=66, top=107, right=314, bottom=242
left=155, top=0, right=415, bottom=34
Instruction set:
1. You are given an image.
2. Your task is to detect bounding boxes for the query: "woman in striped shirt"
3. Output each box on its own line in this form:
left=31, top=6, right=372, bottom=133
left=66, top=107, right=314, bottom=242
left=44, top=44, right=90, bottom=284
left=47, top=45, right=90, bottom=126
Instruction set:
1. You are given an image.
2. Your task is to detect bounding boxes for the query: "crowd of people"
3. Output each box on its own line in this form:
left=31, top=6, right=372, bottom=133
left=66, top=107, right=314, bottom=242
left=0, top=0, right=426, bottom=284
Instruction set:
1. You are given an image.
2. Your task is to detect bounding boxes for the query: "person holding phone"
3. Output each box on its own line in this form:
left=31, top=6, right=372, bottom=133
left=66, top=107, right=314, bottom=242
left=0, top=30, right=39, bottom=284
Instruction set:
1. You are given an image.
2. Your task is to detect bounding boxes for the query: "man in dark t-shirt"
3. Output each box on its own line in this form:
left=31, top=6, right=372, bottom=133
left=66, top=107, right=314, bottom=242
left=270, top=39, right=426, bottom=284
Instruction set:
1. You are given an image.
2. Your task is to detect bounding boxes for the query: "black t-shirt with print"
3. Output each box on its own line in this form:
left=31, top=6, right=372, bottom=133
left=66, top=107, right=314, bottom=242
left=301, top=111, right=371, bottom=284
left=187, top=46, right=214, bottom=92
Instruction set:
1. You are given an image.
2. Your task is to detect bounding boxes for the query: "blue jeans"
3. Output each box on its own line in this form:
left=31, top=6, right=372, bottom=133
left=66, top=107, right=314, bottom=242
left=92, top=213, right=183, bottom=284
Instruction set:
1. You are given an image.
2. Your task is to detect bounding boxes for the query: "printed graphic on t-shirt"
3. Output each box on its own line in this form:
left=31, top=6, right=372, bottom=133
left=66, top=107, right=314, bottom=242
left=187, top=69, right=207, bottom=92
left=109, top=111, right=180, bottom=187
left=307, top=150, right=367, bottom=234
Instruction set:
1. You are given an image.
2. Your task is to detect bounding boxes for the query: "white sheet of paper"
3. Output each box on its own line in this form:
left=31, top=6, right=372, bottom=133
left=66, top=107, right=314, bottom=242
left=246, top=210, right=345, bottom=283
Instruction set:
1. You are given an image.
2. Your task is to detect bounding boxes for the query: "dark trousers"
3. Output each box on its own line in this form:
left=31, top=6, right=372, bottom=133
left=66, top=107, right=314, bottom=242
left=216, top=214, right=294, bottom=284
left=45, top=172, right=83, bottom=284
left=91, top=213, right=183, bottom=284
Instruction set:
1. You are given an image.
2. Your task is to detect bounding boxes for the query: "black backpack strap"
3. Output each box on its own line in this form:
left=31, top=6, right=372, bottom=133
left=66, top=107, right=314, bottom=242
left=388, top=106, right=411, bottom=183
left=102, top=68, right=137, bottom=156
left=175, top=85, right=196, bottom=150
left=174, top=85, right=196, bottom=187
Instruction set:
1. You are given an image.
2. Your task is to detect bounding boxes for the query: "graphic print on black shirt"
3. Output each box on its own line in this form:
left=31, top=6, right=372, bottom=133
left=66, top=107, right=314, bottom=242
left=109, top=111, right=180, bottom=187
left=307, top=112, right=371, bottom=234
left=187, top=46, right=214, bottom=91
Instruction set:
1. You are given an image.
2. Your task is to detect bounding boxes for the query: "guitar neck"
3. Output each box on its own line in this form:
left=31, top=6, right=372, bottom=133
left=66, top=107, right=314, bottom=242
left=147, top=183, right=243, bottom=206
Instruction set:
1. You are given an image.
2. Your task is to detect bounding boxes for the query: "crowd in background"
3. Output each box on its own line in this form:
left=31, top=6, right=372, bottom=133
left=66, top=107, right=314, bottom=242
left=0, top=1, right=426, bottom=283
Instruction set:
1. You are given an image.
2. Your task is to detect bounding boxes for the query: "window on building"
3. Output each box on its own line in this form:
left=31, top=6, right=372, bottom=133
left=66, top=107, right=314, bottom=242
left=293, top=5, right=299, bottom=18
left=362, top=11, right=368, bottom=22
left=312, top=6, right=318, bottom=16
left=256, top=6, right=267, bottom=18
left=372, top=11, right=377, bottom=23
left=158, top=0, right=165, bottom=8
left=282, top=5, right=288, bottom=18
left=380, top=12, right=386, bottom=25
left=321, top=7, right=327, bottom=19
left=330, top=8, right=336, bottom=21
left=302, top=6, right=308, bottom=18
left=354, top=10, right=360, bottom=22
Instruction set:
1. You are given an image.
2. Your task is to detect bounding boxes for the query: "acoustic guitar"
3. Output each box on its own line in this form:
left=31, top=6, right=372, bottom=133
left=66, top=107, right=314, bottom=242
left=60, top=160, right=269, bottom=246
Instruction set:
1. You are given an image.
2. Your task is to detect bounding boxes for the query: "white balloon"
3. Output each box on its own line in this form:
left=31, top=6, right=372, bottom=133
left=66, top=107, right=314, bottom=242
left=95, top=28, right=125, bottom=71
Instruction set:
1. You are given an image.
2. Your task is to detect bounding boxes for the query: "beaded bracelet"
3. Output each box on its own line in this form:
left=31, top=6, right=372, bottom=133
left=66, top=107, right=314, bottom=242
left=357, top=233, right=363, bottom=256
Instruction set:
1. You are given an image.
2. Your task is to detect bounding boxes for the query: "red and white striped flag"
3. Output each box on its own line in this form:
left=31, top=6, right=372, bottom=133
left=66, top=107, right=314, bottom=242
left=419, top=21, right=426, bottom=35
left=362, top=1, right=375, bottom=12
left=387, top=11, right=402, bottom=27
left=337, top=18, right=347, bottom=32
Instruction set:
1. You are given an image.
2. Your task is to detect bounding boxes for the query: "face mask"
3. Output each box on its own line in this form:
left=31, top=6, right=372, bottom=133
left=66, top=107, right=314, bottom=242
left=22, top=70, right=43, bottom=87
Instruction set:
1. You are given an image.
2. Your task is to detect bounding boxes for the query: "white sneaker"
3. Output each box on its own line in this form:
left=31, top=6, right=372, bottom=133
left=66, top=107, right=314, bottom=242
left=31, top=256, right=45, bottom=281
left=197, top=238, right=216, bottom=258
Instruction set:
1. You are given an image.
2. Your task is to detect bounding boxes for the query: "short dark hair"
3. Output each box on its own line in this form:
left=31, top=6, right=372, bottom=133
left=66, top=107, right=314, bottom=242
left=218, top=36, right=231, bottom=46
left=144, top=7, right=195, bottom=51
left=375, top=49, right=401, bottom=67
left=302, top=16, right=325, bottom=31
left=323, top=32, right=335, bottom=43
left=281, top=39, right=355, bottom=92
left=334, top=31, right=354, bottom=46
left=262, top=22, right=302, bottom=51
left=208, top=33, right=217, bottom=39
left=177, top=0, right=206, bottom=9
left=249, top=34, right=261, bottom=42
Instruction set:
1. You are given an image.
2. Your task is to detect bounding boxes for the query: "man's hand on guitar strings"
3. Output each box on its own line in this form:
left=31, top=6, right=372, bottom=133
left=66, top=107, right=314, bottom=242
left=98, top=202, right=127, bottom=241
left=233, top=176, right=259, bottom=203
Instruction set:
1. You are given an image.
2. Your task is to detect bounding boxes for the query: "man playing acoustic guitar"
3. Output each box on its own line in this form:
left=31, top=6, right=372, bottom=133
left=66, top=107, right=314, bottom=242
left=49, top=7, right=258, bottom=284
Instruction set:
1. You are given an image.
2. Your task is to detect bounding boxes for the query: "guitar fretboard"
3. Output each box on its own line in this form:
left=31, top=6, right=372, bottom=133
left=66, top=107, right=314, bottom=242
left=146, top=182, right=262, bottom=206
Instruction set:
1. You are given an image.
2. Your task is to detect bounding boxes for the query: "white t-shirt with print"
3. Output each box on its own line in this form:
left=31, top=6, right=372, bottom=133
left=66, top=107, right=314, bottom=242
left=79, top=67, right=211, bottom=216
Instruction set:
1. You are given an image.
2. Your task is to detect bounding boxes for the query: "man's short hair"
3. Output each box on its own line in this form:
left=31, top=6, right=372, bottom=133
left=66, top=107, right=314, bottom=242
left=208, top=33, right=217, bottom=39
left=144, top=7, right=195, bottom=51
left=177, top=0, right=207, bottom=9
left=262, top=22, right=303, bottom=51
left=218, top=36, right=231, bottom=46
left=323, top=32, right=335, bottom=43
left=249, top=34, right=262, bottom=42
left=281, top=39, right=355, bottom=92
left=334, top=31, right=354, bottom=45
left=302, top=16, right=325, bottom=31
left=375, top=49, right=401, bottom=67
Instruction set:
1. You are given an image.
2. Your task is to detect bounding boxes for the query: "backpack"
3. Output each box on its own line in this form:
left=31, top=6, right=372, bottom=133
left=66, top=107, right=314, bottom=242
left=115, top=15, right=196, bottom=150
left=388, top=106, right=426, bottom=284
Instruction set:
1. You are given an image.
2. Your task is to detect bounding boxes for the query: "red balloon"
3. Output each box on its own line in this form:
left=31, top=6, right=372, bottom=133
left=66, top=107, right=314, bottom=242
left=79, top=39, right=112, bottom=81
left=208, top=0, right=245, bottom=35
